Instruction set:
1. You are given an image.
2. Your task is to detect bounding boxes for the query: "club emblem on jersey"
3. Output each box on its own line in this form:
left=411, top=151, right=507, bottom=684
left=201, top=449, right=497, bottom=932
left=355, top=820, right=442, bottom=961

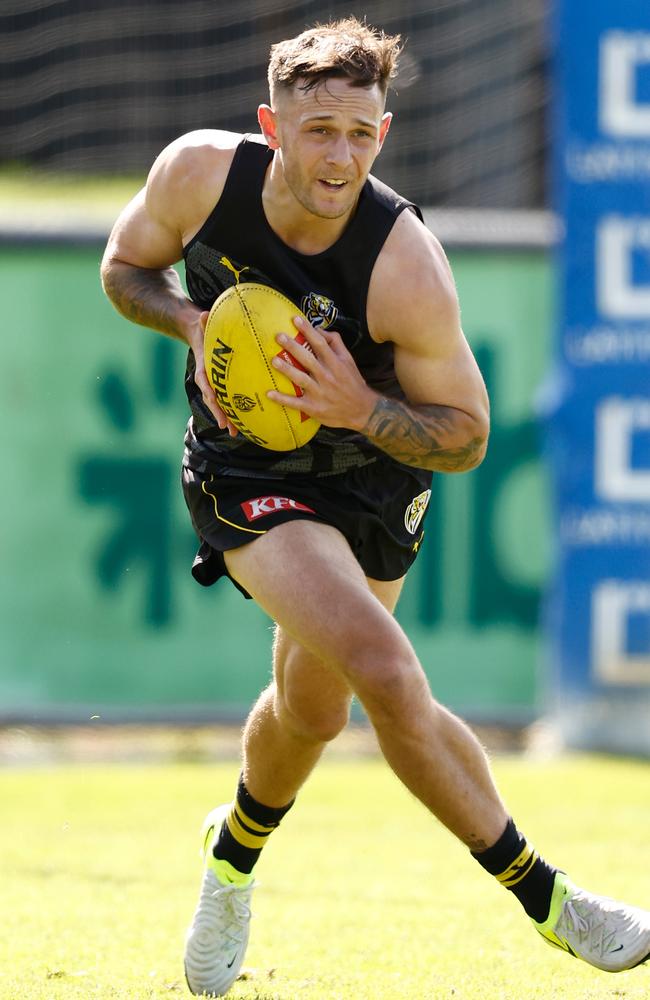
left=301, top=292, right=339, bottom=329
left=404, top=489, right=432, bottom=535
left=233, top=394, right=256, bottom=412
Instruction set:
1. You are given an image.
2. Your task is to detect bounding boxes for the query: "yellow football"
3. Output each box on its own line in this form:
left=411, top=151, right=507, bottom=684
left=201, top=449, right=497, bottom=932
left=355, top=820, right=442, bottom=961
left=203, top=283, right=321, bottom=451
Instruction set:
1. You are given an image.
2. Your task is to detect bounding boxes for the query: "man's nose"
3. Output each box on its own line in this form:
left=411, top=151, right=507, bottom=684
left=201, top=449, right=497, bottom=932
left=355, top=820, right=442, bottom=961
left=324, top=135, right=352, bottom=168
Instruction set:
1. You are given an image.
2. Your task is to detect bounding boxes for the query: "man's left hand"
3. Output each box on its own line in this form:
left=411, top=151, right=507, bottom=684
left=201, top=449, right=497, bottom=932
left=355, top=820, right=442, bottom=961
left=268, top=316, right=378, bottom=432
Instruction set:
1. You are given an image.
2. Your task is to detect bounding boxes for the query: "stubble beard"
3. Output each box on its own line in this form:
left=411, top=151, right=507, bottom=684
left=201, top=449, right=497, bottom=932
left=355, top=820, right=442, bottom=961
left=284, top=161, right=356, bottom=221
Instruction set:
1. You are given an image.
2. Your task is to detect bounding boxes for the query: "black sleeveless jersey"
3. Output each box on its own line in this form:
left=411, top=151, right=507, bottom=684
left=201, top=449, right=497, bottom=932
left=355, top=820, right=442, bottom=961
left=182, top=135, right=422, bottom=479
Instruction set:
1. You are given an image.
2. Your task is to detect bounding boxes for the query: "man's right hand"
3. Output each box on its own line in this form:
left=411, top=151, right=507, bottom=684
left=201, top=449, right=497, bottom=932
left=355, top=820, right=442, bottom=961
left=189, top=311, right=240, bottom=437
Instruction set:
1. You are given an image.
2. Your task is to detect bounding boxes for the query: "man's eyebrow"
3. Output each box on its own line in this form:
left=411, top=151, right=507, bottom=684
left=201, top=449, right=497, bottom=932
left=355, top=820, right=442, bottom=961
left=302, top=114, right=377, bottom=129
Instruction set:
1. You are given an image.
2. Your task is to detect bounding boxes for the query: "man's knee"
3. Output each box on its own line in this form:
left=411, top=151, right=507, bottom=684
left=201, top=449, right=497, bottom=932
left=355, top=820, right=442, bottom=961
left=278, top=685, right=351, bottom=743
left=274, top=630, right=352, bottom=744
left=342, top=628, right=431, bottom=722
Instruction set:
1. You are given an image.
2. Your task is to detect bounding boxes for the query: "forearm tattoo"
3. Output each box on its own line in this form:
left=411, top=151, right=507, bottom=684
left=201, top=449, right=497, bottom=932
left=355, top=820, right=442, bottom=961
left=363, top=396, right=486, bottom=472
left=101, top=262, right=194, bottom=341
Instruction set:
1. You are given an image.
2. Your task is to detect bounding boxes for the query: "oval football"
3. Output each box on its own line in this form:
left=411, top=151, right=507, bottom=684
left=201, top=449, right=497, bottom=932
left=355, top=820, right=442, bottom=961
left=203, top=283, right=321, bottom=451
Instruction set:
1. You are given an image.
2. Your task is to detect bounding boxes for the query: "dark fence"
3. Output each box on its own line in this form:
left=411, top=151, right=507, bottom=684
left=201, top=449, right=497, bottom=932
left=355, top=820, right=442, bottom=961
left=1, top=0, right=548, bottom=207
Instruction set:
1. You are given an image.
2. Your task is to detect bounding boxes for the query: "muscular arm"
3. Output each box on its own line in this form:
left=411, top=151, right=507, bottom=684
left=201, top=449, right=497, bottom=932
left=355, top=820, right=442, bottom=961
left=101, top=250, right=198, bottom=343
left=100, top=136, right=213, bottom=341
left=361, top=210, right=489, bottom=472
left=100, top=131, right=242, bottom=430
left=362, top=397, right=485, bottom=472
left=272, top=210, right=489, bottom=473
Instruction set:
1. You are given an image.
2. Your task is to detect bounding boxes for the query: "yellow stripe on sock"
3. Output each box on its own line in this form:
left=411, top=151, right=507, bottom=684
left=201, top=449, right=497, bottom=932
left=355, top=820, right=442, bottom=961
left=496, top=844, right=538, bottom=887
left=234, top=804, right=275, bottom=835
left=226, top=808, right=272, bottom=850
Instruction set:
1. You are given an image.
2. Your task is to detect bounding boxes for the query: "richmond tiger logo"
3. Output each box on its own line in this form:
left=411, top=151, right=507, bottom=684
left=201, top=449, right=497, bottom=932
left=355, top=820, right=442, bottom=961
left=301, top=292, right=339, bottom=329
left=404, top=489, right=432, bottom=535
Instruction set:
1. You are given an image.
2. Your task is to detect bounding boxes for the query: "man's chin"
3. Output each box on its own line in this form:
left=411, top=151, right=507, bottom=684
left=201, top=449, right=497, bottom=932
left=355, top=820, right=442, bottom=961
left=313, top=205, right=353, bottom=220
left=309, top=193, right=357, bottom=220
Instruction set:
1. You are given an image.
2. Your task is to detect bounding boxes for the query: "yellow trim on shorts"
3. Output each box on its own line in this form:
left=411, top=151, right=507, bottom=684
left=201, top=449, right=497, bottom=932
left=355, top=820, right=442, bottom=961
left=201, top=477, right=266, bottom=535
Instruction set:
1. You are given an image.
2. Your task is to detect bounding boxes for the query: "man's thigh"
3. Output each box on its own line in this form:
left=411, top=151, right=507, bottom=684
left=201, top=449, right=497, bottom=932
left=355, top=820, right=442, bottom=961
left=224, top=520, right=410, bottom=672
left=271, top=572, right=405, bottom=707
left=367, top=575, right=405, bottom=615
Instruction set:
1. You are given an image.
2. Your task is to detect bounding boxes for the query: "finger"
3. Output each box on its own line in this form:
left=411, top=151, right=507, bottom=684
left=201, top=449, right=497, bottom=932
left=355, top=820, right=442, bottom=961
left=267, top=389, right=315, bottom=414
left=206, top=396, right=230, bottom=430
left=195, top=368, right=238, bottom=434
left=274, top=336, right=319, bottom=377
left=199, top=310, right=210, bottom=332
left=319, top=328, right=346, bottom=355
left=212, top=404, right=240, bottom=437
left=272, top=346, right=313, bottom=382
left=294, top=317, right=349, bottom=363
left=292, top=315, right=330, bottom=355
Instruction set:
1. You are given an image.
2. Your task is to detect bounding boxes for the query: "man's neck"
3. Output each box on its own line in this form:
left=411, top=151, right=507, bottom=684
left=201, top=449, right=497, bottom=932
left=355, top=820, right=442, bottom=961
left=261, top=159, right=357, bottom=256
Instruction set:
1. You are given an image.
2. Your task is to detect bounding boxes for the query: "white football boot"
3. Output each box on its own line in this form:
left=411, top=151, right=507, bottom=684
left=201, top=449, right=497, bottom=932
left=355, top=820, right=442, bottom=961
left=533, top=872, right=650, bottom=972
left=184, top=805, right=255, bottom=997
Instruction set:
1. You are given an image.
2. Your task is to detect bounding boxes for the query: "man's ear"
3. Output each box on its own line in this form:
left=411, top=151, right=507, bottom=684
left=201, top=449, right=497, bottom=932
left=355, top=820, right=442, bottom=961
left=258, top=104, right=280, bottom=149
left=377, top=112, right=392, bottom=152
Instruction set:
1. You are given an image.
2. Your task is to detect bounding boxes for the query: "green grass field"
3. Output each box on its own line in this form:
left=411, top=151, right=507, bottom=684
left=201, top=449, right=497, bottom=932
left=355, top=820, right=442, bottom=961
left=0, top=168, right=142, bottom=207
left=0, top=168, right=142, bottom=228
left=2, top=752, right=649, bottom=999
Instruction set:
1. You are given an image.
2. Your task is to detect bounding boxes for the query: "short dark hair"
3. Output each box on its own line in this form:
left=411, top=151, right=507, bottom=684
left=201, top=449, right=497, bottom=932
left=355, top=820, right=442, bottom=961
left=268, top=17, right=402, bottom=101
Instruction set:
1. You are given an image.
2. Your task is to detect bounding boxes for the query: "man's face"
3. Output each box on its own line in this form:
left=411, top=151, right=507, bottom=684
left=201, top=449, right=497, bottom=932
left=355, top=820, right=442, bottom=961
left=262, top=77, right=391, bottom=220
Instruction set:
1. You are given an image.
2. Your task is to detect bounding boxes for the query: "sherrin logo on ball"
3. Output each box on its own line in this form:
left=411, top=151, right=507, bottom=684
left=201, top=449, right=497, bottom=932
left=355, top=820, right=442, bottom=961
left=203, top=283, right=321, bottom=451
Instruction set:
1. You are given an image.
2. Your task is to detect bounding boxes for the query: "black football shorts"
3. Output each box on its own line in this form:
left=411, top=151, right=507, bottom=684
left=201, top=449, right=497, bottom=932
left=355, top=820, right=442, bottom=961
left=182, top=458, right=434, bottom=599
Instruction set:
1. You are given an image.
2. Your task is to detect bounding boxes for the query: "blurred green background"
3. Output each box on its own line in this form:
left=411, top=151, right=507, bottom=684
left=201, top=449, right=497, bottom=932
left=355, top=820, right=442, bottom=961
left=0, top=0, right=552, bottom=723
left=0, top=235, right=552, bottom=722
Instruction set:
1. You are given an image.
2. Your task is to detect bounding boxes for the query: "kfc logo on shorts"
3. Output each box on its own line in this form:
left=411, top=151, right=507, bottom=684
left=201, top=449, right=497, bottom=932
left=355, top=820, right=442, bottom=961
left=241, top=496, right=316, bottom=522
left=404, top=489, right=432, bottom=535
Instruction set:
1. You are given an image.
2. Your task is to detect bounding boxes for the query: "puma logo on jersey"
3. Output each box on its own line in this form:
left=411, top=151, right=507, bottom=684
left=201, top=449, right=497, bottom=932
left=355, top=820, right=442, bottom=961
left=219, top=256, right=249, bottom=284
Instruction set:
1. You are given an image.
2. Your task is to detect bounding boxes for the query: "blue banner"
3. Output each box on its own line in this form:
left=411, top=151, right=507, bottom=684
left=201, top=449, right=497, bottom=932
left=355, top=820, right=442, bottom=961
left=547, top=0, right=650, bottom=752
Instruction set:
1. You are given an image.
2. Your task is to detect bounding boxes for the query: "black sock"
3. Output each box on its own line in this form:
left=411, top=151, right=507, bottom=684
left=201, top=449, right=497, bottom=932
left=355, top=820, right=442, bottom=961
left=471, top=818, right=558, bottom=923
left=213, top=774, right=294, bottom=875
